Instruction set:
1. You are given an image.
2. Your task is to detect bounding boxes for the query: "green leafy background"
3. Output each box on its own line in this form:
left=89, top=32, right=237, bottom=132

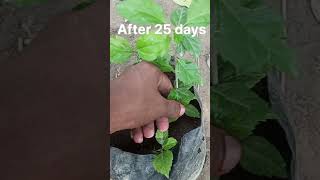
left=213, top=0, right=294, bottom=178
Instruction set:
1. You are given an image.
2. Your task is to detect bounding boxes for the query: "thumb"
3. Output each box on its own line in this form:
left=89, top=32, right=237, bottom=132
left=161, top=99, right=185, bottom=119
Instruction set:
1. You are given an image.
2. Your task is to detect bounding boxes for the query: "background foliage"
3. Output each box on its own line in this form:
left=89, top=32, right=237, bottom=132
left=213, top=0, right=295, bottom=178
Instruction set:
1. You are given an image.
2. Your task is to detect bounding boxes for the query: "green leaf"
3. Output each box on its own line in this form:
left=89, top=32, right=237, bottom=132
left=155, top=130, right=168, bottom=145
left=186, top=0, right=210, bottom=27
left=163, top=137, right=177, bottom=150
left=173, top=0, right=192, bottom=7
left=174, top=33, right=185, bottom=56
left=117, top=0, right=166, bottom=25
left=137, top=33, right=170, bottom=61
left=181, top=35, right=201, bottom=58
left=152, top=150, right=173, bottom=178
left=110, top=36, right=132, bottom=64
left=176, top=43, right=185, bottom=57
left=213, top=116, right=257, bottom=139
left=171, top=7, right=188, bottom=26
left=174, top=33, right=201, bottom=58
left=212, top=82, right=271, bottom=139
left=214, top=0, right=296, bottom=74
left=151, top=56, right=174, bottom=72
left=218, top=60, right=266, bottom=88
left=212, top=82, right=270, bottom=121
left=176, top=59, right=202, bottom=86
left=185, top=104, right=201, bottom=118
left=73, top=0, right=96, bottom=11
left=168, top=87, right=196, bottom=106
left=241, top=136, right=287, bottom=178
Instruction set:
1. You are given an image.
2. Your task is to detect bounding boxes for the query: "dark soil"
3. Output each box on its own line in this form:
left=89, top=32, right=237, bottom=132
left=110, top=72, right=201, bottom=154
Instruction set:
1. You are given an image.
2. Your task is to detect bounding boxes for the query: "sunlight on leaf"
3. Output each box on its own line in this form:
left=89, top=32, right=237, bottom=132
left=173, top=0, right=192, bottom=8
left=168, top=87, right=196, bottom=106
left=155, top=130, right=168, bottom=145
left=117, top=0, right=166, bottom=25
left=185, top=104, right=200, bottom=118
left=186, top=0, right=210, bottom=26
left=110, top=36, right=132, bottom=64
left=176, top=59, right=202, bottom=86
left=153, top=150, right=173, bottom=178
left=137, top=33, right=170, bottom=61
left=163, top=137, right=177, bottom=150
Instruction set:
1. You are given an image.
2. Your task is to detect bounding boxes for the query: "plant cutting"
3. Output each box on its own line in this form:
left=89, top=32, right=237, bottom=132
left=213, top=0, right=296, bottom=178
left=110, top=0, right=209, bottom=178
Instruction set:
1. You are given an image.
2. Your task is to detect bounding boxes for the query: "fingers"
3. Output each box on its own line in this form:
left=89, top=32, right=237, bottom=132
left=131, top=117, right=168, bottom=144
left=221, top=136, right=242, bottom=174
left=212, top=126, right=242, bottom=176
left=142, top=122, right=155, bottom=138
left=156, top=117, right=169, bottom=132
left=131, top=127, right=143, bottom=144
left=162, top=99, right=185, bottom=119
left=131, top=122, right=155, bottom=144
left=157, top=72, right=173, bottom=96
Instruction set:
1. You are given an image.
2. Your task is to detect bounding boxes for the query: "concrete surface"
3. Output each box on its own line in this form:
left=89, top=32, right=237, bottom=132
left=268, top=0, right=320, bottom=179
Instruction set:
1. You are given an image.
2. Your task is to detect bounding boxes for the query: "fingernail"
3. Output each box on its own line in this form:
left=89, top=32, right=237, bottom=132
left=179, top=104, right=185, bottom=116
left=137, top=136, right=143, bottom=144
left=145, top=130, right=154, bottom=138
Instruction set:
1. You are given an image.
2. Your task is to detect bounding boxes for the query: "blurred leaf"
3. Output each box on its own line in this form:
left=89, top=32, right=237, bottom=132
left=110, top=36, right=132, bottom=64
left=241, top=136, right=287, bottom=178
left=9, top=0, right=47, bottom=6
left=186, top=0, right=210, bottom=26
left=213, top=116, right=257, bottom=139
left=173, top=0, right=192, bottom=7
left=171, top=7, right=188, bottom=26
left=185, top=104, right=200, bottom=118
left=218, top=59, right=266, bottom=88
left=168, top=87, right=196, bottom=106
left=137, top=33, right=170, bottom=61
left=212, top=82, right=270, bottom=121
left=117, top=0, right=166, bottom=25
left=163, top=137, right=177, bottom=150
left=72, top=0, right=95, bottom=11
left=152, top=56, right=174, bottom=72
left=214, top=0, right=296, bottom=74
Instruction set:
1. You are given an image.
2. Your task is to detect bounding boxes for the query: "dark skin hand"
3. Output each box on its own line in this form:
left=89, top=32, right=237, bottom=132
left=110, top=62, right=242, bottom=176
left=110, top=62, right=185, bottom=143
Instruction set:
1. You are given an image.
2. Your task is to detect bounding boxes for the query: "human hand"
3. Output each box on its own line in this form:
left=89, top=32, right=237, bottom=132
left=110, top=62, right=185, bottom=143
left=213, top=126, right=242, bottom=176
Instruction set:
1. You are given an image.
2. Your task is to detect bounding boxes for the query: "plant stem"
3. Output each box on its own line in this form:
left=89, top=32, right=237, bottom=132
left=175, top=69, right=179, bottom=88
